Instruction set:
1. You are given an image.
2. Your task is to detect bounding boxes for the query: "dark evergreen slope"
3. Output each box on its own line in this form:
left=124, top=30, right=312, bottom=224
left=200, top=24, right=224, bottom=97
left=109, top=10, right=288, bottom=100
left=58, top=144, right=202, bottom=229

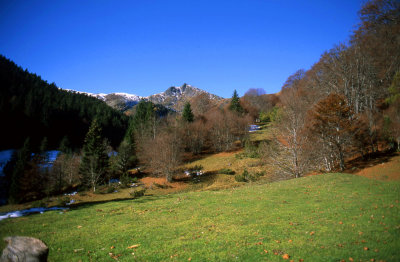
left=0, top=55, right=128, bottom=150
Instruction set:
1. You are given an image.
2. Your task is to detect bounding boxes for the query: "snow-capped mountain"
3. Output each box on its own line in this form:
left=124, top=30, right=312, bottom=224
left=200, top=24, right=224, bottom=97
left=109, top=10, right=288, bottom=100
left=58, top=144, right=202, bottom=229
left=147, top=83, right=222, bottom=110
left=65, top=90, right=109, bottom=101
left=66, top=90, right=142, bottom=111
left=66, top=84, right=222, bottom=112
left=103, top=93, right=142, bottom=111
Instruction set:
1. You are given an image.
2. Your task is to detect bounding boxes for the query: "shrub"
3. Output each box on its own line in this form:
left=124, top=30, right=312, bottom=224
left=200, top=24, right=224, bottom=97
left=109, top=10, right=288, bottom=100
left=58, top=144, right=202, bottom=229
left=259, top=111, right=270, bottom=123
left=130, top=188, right=146, bottom=198
left=120, top=172, right=133, bottom=188
left=219, top=168, right=235, bottom=175
left=55, top=196, right=70, bottom=207
left=244, top=140, right=259, bottom=158
left=31, top=199, right=48, bottom=208
left=254, top=171, right=266, bottom=177
left=106, top=186, right=116, bottom=194
left=235, top=169, right=265, bottom=182
left=235, top=153, right=245, bottom=159
left=235, top=169, right=249, bottom=182
left=188, top=165, right=203, bottom=172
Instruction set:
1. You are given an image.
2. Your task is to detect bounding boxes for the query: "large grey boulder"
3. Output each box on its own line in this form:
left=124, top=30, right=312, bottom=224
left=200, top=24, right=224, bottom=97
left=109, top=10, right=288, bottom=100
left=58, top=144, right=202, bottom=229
left=0, top=236, right=48, bottom=262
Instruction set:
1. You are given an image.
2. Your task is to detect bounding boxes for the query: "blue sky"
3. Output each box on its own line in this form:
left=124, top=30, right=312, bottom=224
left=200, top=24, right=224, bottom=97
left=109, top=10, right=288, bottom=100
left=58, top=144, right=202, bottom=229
left=0, top=0, right=364, bottom=98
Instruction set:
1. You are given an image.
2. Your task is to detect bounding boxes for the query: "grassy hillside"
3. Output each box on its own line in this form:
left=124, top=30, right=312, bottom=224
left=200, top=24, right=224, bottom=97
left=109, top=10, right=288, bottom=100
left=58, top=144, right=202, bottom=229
left=1, top=174, right=399, bottom=261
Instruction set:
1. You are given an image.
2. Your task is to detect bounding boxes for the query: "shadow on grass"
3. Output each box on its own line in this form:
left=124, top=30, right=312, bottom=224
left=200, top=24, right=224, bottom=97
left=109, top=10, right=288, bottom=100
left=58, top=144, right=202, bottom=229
left=68, top=193, right=176, bottom=211
left=345, top=150, right=398, bottom=173
left=173, top=170, right=219, bottom=185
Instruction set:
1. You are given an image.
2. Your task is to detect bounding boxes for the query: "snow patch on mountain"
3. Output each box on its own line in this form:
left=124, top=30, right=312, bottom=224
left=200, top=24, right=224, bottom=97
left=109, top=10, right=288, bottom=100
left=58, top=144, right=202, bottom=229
left=65, top=89, right=108, bottom=101
left=112, top=92, right=142, bottom=101
left=64, top=84, right=222, bottom=111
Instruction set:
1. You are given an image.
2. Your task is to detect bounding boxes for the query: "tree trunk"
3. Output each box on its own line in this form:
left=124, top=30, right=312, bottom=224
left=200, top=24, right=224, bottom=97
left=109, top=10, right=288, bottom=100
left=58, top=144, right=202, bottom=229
left=338, top=148, right=345, bottom=171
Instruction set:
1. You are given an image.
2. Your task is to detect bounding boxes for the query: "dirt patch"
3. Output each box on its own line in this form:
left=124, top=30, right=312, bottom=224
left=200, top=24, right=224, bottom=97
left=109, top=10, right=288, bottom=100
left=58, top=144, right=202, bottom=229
left=140, top=176, right=188, bottom=192
left=213, top=150, right=242, bottom=157
left=304, top=152, right=400, bottom=181
left=353, top=153, right=400, bottom=181
left=343, top=151, right=400, bottom=181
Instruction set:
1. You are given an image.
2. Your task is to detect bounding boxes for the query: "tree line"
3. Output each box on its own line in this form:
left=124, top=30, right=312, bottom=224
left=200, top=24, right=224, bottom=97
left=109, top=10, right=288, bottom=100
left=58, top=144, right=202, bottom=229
left=2, top=89, right=257, bottom=203
left=260, top=0, right=400, bottom=178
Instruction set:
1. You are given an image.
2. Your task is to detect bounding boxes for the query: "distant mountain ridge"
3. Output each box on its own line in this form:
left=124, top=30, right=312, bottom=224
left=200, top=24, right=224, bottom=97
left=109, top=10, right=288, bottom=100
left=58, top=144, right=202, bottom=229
left=67, top=84, right=223, bottom=111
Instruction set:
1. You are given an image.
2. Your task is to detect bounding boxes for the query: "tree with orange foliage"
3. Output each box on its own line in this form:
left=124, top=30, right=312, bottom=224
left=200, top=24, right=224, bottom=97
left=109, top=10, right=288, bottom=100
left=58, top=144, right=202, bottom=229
left=384, top=71, right=400, bottom=151
left=309, top=94, right=354, bottom=171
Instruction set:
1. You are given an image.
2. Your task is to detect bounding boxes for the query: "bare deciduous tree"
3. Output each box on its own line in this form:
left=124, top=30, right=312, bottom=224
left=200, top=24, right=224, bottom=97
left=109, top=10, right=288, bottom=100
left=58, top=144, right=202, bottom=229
left=138, top=118, right=183, bottom=182
left=261, top=72, right=311, bottom=178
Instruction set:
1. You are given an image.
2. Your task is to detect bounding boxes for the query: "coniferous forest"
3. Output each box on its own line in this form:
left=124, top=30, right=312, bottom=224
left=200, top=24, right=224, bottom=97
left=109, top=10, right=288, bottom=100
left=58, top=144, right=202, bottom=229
left=0, top=55, right=129, bottom=151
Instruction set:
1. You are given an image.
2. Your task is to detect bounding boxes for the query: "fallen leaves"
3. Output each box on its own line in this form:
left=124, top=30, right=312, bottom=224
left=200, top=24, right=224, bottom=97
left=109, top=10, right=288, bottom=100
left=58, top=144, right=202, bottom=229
left=364, top=247, right=369, bottom=251
left=127, top=244, right=140, bottom=249
left=282, top=254, right=290, bottom=259
left=310, top=231, right=315, bottom=236
left=77, top=225, right=82, bottom=229
left=109, top=253, right=121, bottom=260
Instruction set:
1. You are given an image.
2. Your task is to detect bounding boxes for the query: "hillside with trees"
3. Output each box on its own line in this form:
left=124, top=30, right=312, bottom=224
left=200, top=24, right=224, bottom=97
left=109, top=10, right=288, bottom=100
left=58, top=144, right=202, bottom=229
left=260, top=0, right=400, bottom=178
left=0, top=1, right=399, bottom=261
left=0, top=55, right=129, bottom=151
left=0, top=0, right=398, bottom=207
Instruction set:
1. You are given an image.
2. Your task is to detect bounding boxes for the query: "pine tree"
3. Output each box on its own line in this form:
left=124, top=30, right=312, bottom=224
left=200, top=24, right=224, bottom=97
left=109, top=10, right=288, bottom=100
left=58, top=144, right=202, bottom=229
left=59, top=136, right=71, bottom=154
left=9, top=138, right=31, bottom=204
left=116, top=119, right=137, bottom=176
left=39, top=137, right=48, bottom=153
left=116, top=140, right=137, bottom=176
left=133, top=100, right=156, bottom=138
left=38, top=136, right=50, bottom=167
left=229, top=90, right=244, bottom=114
left=79, top=119, right=109, bottom=192
left=182, top=102, right=194, bottom=122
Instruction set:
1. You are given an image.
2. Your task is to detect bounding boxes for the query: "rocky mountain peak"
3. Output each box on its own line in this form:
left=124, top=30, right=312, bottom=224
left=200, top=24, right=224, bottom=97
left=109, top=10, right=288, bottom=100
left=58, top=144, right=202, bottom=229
left=67, top=84, right=222, bottom=112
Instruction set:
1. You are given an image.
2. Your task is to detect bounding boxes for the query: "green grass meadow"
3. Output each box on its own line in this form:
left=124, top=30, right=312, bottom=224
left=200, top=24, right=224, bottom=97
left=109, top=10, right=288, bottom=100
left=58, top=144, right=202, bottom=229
left=1, top=173, right=399, bottom=261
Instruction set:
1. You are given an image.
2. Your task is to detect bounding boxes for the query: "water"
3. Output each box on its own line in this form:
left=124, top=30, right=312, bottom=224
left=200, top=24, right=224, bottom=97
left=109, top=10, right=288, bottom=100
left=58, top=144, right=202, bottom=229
left=0, top=207, right=68, bottom=221
left=249, top=125, right=260, bottom=132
